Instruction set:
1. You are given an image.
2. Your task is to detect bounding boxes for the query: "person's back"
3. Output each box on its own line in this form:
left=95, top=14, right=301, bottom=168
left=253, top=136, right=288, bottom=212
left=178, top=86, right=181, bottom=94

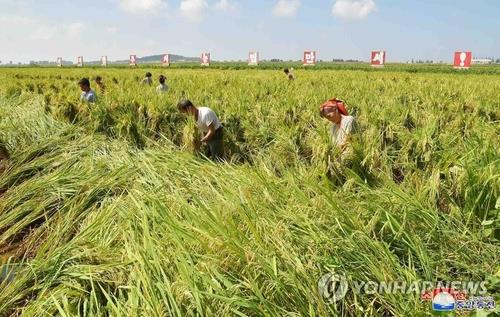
left=197, top=106, right=223, bottom=160
left=197, top=107, right=222, bottom=133
left=156, top=84, right=168, bottom=93
left=142, top=77, right=153, bottom=86
left=142, top=72, right=153, bottom=86
left=156, top=75, right=169, bottom=93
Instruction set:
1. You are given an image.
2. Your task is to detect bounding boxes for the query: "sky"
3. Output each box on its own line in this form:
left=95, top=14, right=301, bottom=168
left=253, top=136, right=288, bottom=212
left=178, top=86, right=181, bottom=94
left=0, top=0, right=499, bottom=63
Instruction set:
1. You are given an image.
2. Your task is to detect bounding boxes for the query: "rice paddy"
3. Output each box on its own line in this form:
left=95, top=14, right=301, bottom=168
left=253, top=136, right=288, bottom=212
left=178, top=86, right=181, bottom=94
left=0, top=66, right=498, bottom=316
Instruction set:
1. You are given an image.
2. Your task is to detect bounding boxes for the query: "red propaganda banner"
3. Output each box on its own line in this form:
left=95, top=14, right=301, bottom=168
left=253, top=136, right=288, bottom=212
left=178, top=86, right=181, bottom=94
left=130, top=55, right=137, bottom=66
left=303, top=51, right=317, bottom=66
left=77, top=56, right=84, bottom=67
left=162, top=54, right=170, bottom=66
left=201, top=52, right=210, bottom=66
left=248, top=51, right=259, bottom=66
left=57, top=57, right=63, bottom=67
left=371, top=51, right=386, bottom=67
left=101, top=56, right=108, bottom=67
left=454, top=51, right=472, bottom=69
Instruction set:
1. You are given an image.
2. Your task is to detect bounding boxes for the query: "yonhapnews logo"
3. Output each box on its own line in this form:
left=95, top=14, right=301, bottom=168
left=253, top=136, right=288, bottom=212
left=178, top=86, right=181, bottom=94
left=317, top=272, right=496, bottom=313
left=317, top=272, right=349, bottom=303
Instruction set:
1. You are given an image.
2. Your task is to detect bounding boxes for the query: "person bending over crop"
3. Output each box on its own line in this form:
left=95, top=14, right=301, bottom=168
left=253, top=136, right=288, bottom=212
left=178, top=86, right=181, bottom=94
left=156, top=75, right=169, bottom=93
left=284, top=68, right=295, bottom=81
left=320, top=98, right=355, bottom=152
left=95, top=76, right=106, bottom=94
left=141, top=72, right=153, bottom=86
left=177, top=100, right=224, bottom=161
left=78, top=78, right=97, bottom=103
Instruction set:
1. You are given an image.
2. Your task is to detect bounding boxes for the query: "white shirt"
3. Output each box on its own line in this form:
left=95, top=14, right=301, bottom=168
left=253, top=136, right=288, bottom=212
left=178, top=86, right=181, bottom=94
left=141, top=77, right=152, bottom=85
left=156, top=84, right=169, bottom=93
left=80, top=90, right=96, bottom=103
left=331, top=115, right=355, bottom=148
left=197, top=107, right=222, bottom=134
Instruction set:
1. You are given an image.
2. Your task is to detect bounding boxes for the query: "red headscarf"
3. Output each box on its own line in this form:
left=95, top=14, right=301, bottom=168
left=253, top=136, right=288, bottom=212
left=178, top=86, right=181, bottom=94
left=320, top=98, right=349, bottom=117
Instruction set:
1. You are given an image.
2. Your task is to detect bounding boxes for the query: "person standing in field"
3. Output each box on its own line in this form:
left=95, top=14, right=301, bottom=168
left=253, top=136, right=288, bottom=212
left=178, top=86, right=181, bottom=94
left=78, top=78, right=97, bottom=103
left=95, top=76, right=106, bottom=94
left=141, top=72, right=153, bottom=86
left=177, top=100, right=224, bottom=161
left=284, top=68, right=295, bottom=81
left=319, top=98, right=355, bottom=153
left=156, top=75, right=169, bottom=93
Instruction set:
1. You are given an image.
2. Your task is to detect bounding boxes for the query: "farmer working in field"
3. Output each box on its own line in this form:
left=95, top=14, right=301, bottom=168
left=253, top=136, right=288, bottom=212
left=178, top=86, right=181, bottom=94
left=95, top=76, right=106, bottom=94
left=284, top=68, right=295, bottom=81
left=156, top=75, right=169, bottom=93
left=141, top=72, right=153, bottom=86
left=78, top=78, right=97, bottom=103
left=177, top=100, right=224, bottom=161
left=320, top=98, right=355, bottom=152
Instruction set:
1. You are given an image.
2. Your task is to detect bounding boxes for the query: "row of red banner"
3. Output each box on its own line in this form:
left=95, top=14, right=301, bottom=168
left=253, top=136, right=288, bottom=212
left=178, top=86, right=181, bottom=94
left=56, top=51, right=473, bottom=69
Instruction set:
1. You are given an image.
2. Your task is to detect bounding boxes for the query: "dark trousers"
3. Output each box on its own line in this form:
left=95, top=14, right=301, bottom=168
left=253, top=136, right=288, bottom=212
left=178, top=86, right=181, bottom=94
left=205, top=127, right=224, bottom=161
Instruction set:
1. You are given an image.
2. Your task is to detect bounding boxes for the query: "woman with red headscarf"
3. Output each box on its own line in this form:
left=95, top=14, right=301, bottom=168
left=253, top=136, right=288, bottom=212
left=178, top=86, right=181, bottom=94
left=319, top=98, right=355, bottom=151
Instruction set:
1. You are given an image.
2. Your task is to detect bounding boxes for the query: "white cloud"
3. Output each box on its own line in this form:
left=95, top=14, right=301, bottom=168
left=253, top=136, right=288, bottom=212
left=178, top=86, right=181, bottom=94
left=272, top=0, right=300, bottom=17
left=215, top=0, right=235, bottom=11
left=332, top=0, right=376, bottom=20
left=119, top=0, right=167, bottom=14
left=106, top=26, right=118, bottom=34
left=67, top=22, right=85, bottom=38
left=0, top=15, right=32, bottom=25
left=0, top=15, right=57, bottom=41
left=30, top=25, right=57, bottom=40
left=179, top=0, right=208, bottom=22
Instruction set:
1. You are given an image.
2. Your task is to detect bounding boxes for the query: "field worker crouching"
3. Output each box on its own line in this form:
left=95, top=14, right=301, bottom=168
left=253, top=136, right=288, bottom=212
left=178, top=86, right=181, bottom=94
left=156, top=75, right=169, bottom=93
left=142, top=72, right=153, bottom=86
left=177, top=100, right=224, bottom=161
left=284, top=68, right=295, bottom=81
left=78, top=78, right=97, bottom=103
left=95, top=76, right=106, bottom=94
left=320, top=98, right=355, bottom=153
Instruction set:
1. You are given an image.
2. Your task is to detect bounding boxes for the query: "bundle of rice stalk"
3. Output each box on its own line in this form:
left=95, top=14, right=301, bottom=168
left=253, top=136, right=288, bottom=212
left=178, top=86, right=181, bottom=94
left=52, top=97, right=80, bottom=124
left=182, top=117, right=200, bottom=154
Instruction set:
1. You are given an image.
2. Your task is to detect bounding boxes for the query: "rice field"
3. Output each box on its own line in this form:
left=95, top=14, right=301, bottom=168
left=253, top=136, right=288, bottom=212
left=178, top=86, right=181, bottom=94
left=0, top=66, right=499, bottom=316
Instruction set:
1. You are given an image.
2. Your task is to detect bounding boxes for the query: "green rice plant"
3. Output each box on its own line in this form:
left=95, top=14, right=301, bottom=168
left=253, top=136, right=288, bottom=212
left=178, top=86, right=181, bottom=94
left=0, top=66, right=498, bottom=316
